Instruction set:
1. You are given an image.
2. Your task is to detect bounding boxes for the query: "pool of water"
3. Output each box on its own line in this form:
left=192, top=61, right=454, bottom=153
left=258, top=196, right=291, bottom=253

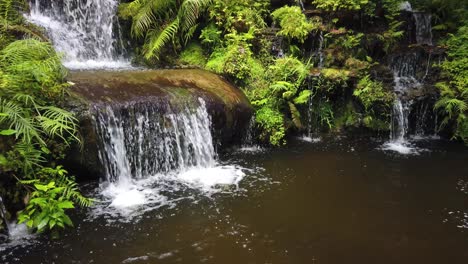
left=1, top=136, right=467, bottom=264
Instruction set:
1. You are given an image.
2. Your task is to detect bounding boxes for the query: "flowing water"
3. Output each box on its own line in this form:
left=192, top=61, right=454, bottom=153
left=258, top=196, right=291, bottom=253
left=89, top=98, right=246, bottom=218
left=1, top=137, right=467, bottom=264
left=384, top=51, right=432, bottom=154
left=26, top=0, right=130, bottom=69
left=413, top=13, right=433, bottom=46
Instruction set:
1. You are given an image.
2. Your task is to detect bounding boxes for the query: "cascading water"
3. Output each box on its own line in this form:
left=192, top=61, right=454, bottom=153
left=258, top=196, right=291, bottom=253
left=91, top=98, right=245, bottom=216
left=383, top=52, right=422, bottom=153
left=300, top=77, right=321, bottom=143
left=413, top=12, right=433, bottom=46
left=26, top=0, right=130, bottom=69
left=297, top=0, right=305, bottom=11
left=94, top=99, right=216, bottom=182
left=0, top=196, right=8, bottom=241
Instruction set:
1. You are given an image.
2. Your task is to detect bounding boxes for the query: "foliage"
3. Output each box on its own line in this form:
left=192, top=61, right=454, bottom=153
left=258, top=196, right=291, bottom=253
left=0, top=0, right=25, bottom=29
left=246, top=57, right=311, bottom=144
left=271, top=6, right=318, bottom=43
left=205, top=30, right=257, bottom=81
left=119, top=0, right=212, bottom=60
left=208, top=0, right=269, bottom=33
left=435, top=26, right=468, bottom=144
left=353, top=75, right=393, bottom=129
left=354, top=75, right=394, bottom=112
left=0, top=39, right=88, bottom=235
left=312, top=0, right=369, bottom=11
left=200, top=23, right=222, bottom=49
left=254, top=106, right=285, bottom=146
left=179, top=42, right=207, bottom=67
left=18, top=166, right=93, bottom=234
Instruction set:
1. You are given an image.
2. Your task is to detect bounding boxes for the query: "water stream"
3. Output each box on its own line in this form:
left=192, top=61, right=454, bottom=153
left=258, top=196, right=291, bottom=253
left=383, top=11, right=434, bottom=154
left=26, top=0, right=130, bottom=69
left=90, top=99, right=245, bottom=218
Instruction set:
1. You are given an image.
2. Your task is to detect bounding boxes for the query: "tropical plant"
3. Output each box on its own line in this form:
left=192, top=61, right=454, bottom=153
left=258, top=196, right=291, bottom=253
left=434, top=26, right=468, bottom=144
left=272, top=6, right=318, bottom=43
left=18, top=166, right=93, bottom=235
left=312, top=0, right=369, bottom=11
left=0, top=39, right=89, bottom=236
left=119, top=0, right=213, bottom=60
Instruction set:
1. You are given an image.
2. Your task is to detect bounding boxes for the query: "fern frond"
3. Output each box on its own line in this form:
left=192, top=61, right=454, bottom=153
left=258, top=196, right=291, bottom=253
left=144, top=18, right=180, bottom=60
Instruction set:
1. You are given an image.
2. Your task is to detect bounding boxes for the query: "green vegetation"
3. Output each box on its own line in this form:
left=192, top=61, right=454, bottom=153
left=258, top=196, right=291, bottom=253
left=116, top=0, right=466, bottom=145
left=0, top=1, right=91, bottom=236
left=435, top=25, right=468, bottom=144
left=272, top=6, right=318, bottom=43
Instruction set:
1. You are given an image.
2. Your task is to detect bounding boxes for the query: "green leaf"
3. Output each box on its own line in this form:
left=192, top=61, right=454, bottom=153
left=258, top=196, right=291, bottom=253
left=58, top=201, right=74, bottom=209
left=0, top=129, right=16, bottom=135
left=37, top=216, right=50, bottom=231
left=62, top=215, right=73, bottom=227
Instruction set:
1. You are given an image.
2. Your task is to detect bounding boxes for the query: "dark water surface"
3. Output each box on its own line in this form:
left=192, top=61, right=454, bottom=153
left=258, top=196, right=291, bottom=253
left=2, top=137, right=468, bottom=264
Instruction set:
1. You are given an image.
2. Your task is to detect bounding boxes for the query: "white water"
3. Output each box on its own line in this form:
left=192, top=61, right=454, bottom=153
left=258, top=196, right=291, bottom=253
left=384, top=53, right=423, bottom=155
left=413, top=13, right=433, bottom=46
left=400, top=1, right=412, bottom=12
left=0, top=223, right=36, bottom=254
left=26, top=0, right=130, bottom=70
left=91, top=98, right=246, bottom=218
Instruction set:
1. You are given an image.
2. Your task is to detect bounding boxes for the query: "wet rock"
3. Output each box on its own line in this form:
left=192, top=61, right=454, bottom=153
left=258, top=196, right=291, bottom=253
left=63, top=69, right=253, bottom=179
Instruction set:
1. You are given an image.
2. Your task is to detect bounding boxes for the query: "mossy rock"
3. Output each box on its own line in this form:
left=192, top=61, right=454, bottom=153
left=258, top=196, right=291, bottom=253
left=63, top=69, right=253, bottom=179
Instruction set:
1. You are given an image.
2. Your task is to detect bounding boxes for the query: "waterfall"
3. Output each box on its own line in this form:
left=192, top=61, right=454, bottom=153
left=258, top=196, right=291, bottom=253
left=384, top=53, right=422, bottom=153
left=0, top=196, right=8, bottom=240
left=300, top=77, right=321, bottom=143
left=390, top=99, right=410, bottom=142
left=317, top=31, right=325, bottom=68
left=413, top=12, right=433, bottom=45
left=297, top=0, right=305, bottom=11
left=94, top=98, right=216, bottom=183
left=91, top=98, right=245, bottom=214
left=26, top=0, right=130, bottom=70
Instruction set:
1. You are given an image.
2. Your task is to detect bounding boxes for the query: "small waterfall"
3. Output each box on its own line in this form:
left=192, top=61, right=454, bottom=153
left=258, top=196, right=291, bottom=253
left=0, top=196, right=8, bottom=240
left=27, top=0, right=129, bottom=69
left=400, top=1, right=413, bottom=12
left=413, top=12, right=433, bottom=45
left=239, top=116, right=263, bottom=152
left=385, top=53, right=422, bottom=153
left=317, top=31, right=325, bottom=68
left=90, top=98, right=245, bottom=215
left=94, top=98, right=216, bottom=183
left=390, top=99, right=411, bottom=142
left=242, top=116, right=256, bottom=147
left=300, top=77, right=321, bottom=143
left=297, top=0, right=305, bottom=11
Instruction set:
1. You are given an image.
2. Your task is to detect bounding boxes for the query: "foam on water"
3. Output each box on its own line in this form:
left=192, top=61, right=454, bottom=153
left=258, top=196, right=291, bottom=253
left=178, top=165, right=245, bottom=191
left=89, top=164, right=247, bottom=221
left=238, top=146, right=264, bottom=153
left=381, top=141, right=419, bottom=155
left=299, top=135, right=321, bottom=143
left=0, top=223, right=36, bottom=254
left=63, top=60, right=132, bottom=71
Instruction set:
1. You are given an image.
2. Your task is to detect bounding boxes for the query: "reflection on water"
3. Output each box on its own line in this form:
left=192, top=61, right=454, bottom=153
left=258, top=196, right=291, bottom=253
left=1, top=137, right=468, bottom=264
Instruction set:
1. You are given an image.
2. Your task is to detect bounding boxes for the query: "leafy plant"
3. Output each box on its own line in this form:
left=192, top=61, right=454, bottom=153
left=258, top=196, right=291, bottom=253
left=119, top=0, right=213, bottom=60
left=179, top=42, right=207, bottom=67
left=18, top=166, right=93, bottom=234
left=272, top=6, right=318, bottom=43
left=435, top=26, right=468, bottom=144
left=312, top=0, right=369, bottom=11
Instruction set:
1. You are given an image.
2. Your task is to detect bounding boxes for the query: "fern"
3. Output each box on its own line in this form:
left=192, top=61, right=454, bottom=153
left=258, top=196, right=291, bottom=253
left=122, top=0, right=212, bottom=60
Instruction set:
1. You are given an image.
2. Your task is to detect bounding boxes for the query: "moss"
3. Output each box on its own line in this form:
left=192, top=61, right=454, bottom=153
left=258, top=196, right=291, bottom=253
left=179, top=42, right=207, bottom=67
left=321, top=68, right=351, bottom=82
left=334, top=102, right=359, bottom=130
